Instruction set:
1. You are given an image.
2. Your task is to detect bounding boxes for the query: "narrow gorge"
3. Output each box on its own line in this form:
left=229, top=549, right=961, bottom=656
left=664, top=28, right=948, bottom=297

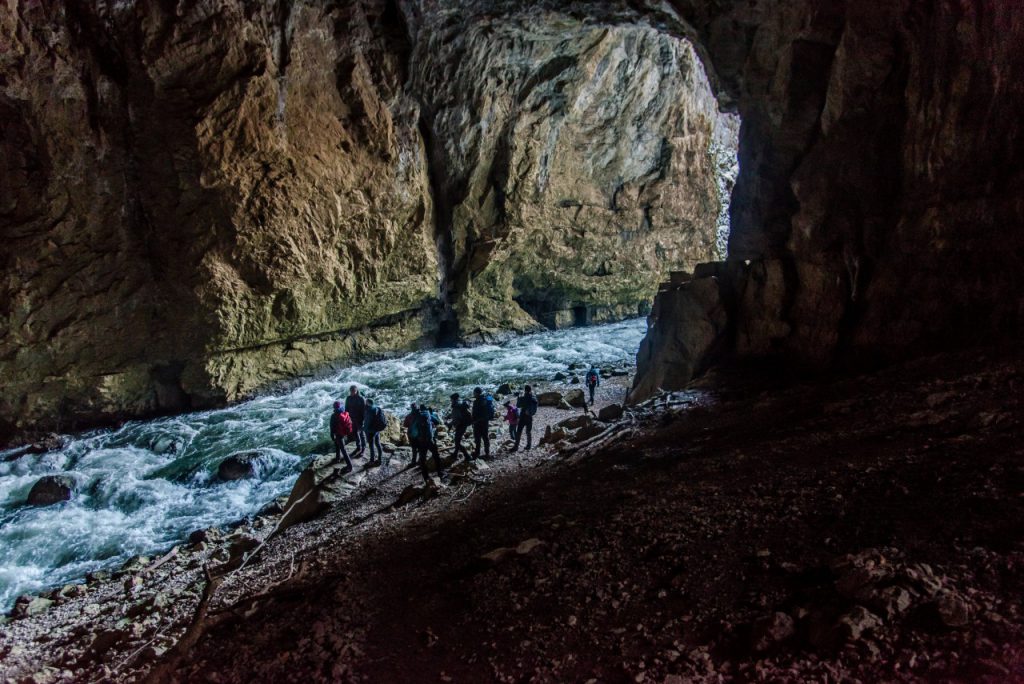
left=2, top=0, right=1024, bottom=682
left=1, top=1, right=736, bottom=437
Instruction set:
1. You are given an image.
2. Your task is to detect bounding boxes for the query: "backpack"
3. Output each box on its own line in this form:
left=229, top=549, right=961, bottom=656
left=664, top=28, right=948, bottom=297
left=409, top=409, right=434, bottom=444
left=586, top=369, right=599, bottom=386
left=485, top=394, right=496, bottom=420
left=452, top=401, right=472, bottom=427
left=371, top=407, right=387, bottom=433
left=518, top=393, right=538, bottom=417
left=336, top=410, right=353, bottom=437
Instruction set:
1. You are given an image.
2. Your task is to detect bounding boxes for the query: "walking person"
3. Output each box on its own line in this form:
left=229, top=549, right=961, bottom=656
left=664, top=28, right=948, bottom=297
left=503, top=401, right=520, bottom=440
left=585, top=365, right=601, bottom=406
left=512, top=385, right=538, bottom=452
left=329, top=401, right=354, bottom=471
left=362, top=398, right=386, bottom=466
left=403, top=402, right=420, bottom=465
left=471, top=387, right=495, bottom=460
left=409, top=404, right=445, bottom=483
left=345, top=386, right=367, bottom=457
left=448, top=393, right=473, bottom=462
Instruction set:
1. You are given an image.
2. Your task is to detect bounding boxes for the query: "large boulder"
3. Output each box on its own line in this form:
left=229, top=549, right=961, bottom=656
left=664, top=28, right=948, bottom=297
left=597, top=403, right=624, bottom=422
left=217, top=452, right=260, bottom=481
left=26, top=475, right=76, bottom=506
left=629, top=275, right=728, bottom=403
left=278, top=456, right=365, bottom=530
left=537, top=391, right=562, bottom=407
left=565, top=389, right=587, bottom=408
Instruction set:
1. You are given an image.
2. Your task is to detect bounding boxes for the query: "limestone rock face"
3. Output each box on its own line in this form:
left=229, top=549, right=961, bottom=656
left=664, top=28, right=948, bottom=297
left=410, top=14, right=732, bottom=337
left=1, top=1, right=439, bottom=434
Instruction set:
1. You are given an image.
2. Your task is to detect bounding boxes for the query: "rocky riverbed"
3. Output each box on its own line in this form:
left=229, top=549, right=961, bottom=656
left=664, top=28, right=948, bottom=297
left=3, top=346, right=1024, bottom=682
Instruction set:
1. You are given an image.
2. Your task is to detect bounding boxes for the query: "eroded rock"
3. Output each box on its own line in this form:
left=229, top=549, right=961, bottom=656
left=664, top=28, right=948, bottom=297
left=26, top=475, right=75, bottom=506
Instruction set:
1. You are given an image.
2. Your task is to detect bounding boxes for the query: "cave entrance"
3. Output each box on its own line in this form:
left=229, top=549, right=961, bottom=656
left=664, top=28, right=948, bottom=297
left=572, top=305, right=591, bottom=327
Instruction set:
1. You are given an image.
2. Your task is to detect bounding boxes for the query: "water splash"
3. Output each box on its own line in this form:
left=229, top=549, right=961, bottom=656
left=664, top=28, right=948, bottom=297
left=0, top=318, right=645, bottom=609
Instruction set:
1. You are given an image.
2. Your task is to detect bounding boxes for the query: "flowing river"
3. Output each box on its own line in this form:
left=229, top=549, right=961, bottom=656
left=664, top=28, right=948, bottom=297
left=0, top=318, right=646, bottom=610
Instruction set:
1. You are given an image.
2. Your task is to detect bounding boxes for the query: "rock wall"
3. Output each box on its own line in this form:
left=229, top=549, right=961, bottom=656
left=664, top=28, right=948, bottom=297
left=627, top=0, right=1024, bottom=398
left=1, top=1, right=442, bottom=435
left=409, top=12, right=729, bottom=339
left=0, top=1, right=732, bottom=435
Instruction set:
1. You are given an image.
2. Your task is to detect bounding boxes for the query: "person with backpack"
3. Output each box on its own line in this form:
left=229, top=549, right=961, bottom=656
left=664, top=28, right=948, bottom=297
left=345, top=385, right=367, bottom=457
left=403, top=402, right=419, bottom=464
left=408, top=404, right=445, bottom=482
left=471, top=386, right=494, bottom=460
left=513, top=385, right=538, bottom=452
left=328, top=401, right=354, bottom=471
left=362, top=398, right=387, bottom=466
left=448, top=393, right=473, bottom=462
left=503, top=401, right=520, bottom=439
left=585, top=365, right=601, bottom=405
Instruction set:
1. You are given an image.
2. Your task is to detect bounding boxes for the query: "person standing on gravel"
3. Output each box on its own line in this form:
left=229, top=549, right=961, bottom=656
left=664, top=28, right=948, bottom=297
left=448, top=393, right=473, bottom=462
left=362, top=398, right=386, bottom=466
left=409, top=405, right=445, bottom=482
left=585, top=366, right=601, bottom=405
left=403, top=402, right=420, bottom=465
left=329, top=401, right=354, bottom=471
left=503, top=401, right=520, bottom=440
left=345, top=386, right=367, bottom=458
left=512, top=385, right=538, bottom=452
left=471, top=387, right=494, bottom=460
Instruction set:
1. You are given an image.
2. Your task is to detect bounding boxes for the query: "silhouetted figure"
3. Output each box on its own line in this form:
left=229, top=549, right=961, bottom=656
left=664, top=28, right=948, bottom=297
left=448, top=393, right=473, bottom=462
left=503, top=401, right=519, bottom=439
left=585, top=366, right=601, bottom=405
left=471, top=387, right=494, bottom=459
left=345, top=385, right=367, bottom=457
left=329, top=401, right=354, bottom=471
left=513, top=385, right=538, bottom=452
left=409, top=405, right=445, bottom=482
left=403, top=402, right=420, bottom=465
left=363, top=398, right=386, bottom=465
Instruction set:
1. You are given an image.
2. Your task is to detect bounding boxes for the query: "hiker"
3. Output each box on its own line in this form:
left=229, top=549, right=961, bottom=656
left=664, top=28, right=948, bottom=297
left=471, top=386, right=495, bottom=460
left=513, top=385, right=538, bottom=452
left=409, top=404, right=445, bottom=483
left=585, top=365, right=601, bottom=405
left=363, top=398, right=386, bottom=466
left=403, top=402, right=420, bottom=464
left=503, top=401, right=520, bottom=439
left=329, top=401, right=354, bottom=471
left=345, top=386, right=367, bottom=457
left=448, top=393, right=473, bottom=462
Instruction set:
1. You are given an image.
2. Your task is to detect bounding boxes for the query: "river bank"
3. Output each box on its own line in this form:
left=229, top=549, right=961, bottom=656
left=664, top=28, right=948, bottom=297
left=4, top=344, right=1024, bottom=682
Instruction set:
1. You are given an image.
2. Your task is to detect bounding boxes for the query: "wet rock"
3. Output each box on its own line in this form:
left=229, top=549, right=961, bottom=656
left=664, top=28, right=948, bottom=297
left=217, top=452, right=260, bottom=481
left=25, top=434, right=65, bottom=455
left=597, top=404, right=624, bottom=421
left=496, top=383, right=515, bottom=395
left=86, top=570, right=111, bottom=585
left=11, top=595, right=53, bottom=619
left=553, top=372, right=569, bottom=381
left=188, top=528, right=221, bottom=545
left=537, top=391, right=563, bottom=407
left=278, top=456, right=365, bottom=530
left=26, top=475, right=75, bottom=506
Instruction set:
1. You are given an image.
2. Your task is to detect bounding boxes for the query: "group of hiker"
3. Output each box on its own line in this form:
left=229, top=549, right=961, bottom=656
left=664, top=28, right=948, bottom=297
left=327, top=365, right=603, bottom=484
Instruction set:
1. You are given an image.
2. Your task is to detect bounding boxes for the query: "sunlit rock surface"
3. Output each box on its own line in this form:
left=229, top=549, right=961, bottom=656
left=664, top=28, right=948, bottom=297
left=0, top=1, right=731, bottom=434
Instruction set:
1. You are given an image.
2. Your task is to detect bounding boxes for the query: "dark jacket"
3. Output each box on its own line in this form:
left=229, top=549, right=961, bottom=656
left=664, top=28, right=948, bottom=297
left=472, top=395, right=491, bottom=423
left=345, top=394, right=366, bottom=424
left=450, top=400, right=472, bottom=428
left=363, top=406, right=384, bottom=434
left=517, top=393, right=539, bottom=417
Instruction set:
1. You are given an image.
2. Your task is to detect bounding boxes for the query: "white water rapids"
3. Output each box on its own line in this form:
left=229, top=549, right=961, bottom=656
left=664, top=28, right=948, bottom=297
left=0, top=319, right=646, bottom=610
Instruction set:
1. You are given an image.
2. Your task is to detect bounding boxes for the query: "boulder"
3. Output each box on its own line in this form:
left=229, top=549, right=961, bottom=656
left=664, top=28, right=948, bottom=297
left=25, top=433, right=65, bottom=455
left=11, top=595, right=53, bottom=619
left=217, top=452, right=260, bottom=480
left=565, top=389, right=587, bottom=407
left=496, top=382, right=515, bottom=395
left=552, top=372, right=569, bottom=381
left=537, top=391, right=562, bottom=406
left=597, top=403, right=624, bottom=421
left=629, top=276, right=728, bottom=403
left=278, top=455, right=364, bottom=530
left=540, top=427, right=570, bottom=446
left=26, top=475, right=76, bottom=506
left=751, top=612, right=795, bottom=652
left=557, top=415, right=592, bottom=431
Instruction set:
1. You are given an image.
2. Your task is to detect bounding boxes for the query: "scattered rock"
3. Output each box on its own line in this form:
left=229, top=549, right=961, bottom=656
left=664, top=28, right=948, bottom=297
left=565, top=389, right=587, bottom=407
left=836, top=606, right=882, bottom=642
left=558, top=415, right=592, bottom=431
left=540, top=427, right=570, bottom=446
left=11, top=596, right=53, bottom=619
left=394, top=484, right=427, bottom=508
left=515, top=538, right=545, bottom=555
left=25, top=434, right=65, bottom=455
left=597, top=403, right=624, bottom=421
left=217, top=451, right=260, bottom=480
left=537, top=391, right=563, bottom=406
left=496, top=382, right=515, bottom=395
left=931, top=591, right=971, bottom=628
left=26, top=475, right=76, bottom=506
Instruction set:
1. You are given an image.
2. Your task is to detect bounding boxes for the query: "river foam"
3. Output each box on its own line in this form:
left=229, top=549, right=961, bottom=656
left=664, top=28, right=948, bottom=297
left=0, top=318, right=646, bottom=609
